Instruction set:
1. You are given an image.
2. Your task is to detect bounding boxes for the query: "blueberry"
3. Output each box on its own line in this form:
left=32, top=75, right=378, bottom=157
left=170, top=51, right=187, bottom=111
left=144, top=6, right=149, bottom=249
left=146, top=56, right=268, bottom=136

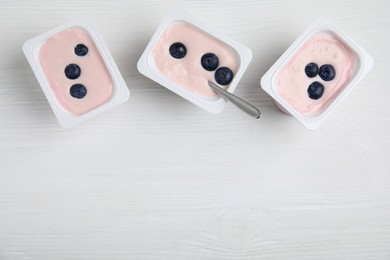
left=74, top=44, right=88, bottom=56
left=307, top=81, right=325, bottom=100
left=70, top=84, right=87, bottom=99
left=64, top=64, right=81, bottom=80
left=319, top=64, right=336, bottom=81
left=201, top=53, right=219, bottom=71
left=215, top=67, right=233, bottom=85
left=305, top=62, right=318, bottom=78
left=169, top=42, right=187, bottom=59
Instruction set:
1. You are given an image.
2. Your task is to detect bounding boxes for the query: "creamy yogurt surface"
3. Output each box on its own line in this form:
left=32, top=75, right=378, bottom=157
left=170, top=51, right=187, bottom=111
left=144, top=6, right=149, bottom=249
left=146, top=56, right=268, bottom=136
left=39, top=27, right=113, bottom=115
left=276, top=33, right=354, bottom=116
left=152, top=21, right=239, bottom=97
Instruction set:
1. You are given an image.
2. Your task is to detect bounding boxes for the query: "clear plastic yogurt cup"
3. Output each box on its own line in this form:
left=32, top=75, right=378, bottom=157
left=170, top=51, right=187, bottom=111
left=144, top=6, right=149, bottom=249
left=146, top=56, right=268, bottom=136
left=137, top=12, right=253, bottom=114
left=261, top=16, right=373, bottom=130
left=23, top=16, right=130, bottom=128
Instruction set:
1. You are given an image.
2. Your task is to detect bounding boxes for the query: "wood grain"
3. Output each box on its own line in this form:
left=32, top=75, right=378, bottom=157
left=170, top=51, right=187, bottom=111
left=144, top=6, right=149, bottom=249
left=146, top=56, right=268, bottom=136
left=1, top=0, right=390, bottom=259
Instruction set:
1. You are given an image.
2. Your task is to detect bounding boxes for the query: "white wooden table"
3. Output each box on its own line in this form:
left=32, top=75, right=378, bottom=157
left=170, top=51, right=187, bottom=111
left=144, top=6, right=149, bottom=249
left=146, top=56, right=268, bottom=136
left=1, top=0, right=389, bottom=259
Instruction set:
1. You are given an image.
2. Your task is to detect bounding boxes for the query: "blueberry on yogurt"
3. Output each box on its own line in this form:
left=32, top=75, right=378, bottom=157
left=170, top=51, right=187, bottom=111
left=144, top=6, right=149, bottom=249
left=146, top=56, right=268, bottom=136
left=70, top=84, right=87, bottom=99
left=305, top=62, right=318, bottom=78
left=74, top=44, right=89, bottom=56
left=307, top=81, right=325, bottom=100
left=215, top=67, right=233, bottom=85
left=201, top=53, right=219, bottom=71
left=169, top=42, right=187, bottom=59
left=64, top=63, right=81, bottom=80
left=319, top=64, right=336, bottom=81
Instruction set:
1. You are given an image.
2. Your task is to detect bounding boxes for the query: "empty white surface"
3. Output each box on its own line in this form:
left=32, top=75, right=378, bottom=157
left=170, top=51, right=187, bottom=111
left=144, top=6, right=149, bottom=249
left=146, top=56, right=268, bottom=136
left=1, top=0, right=390, bottom=259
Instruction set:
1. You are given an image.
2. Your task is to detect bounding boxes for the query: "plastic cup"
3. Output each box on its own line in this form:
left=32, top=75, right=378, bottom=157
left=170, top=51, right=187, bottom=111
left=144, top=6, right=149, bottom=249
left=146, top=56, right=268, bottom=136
left=261, top=17, right=373, bottom=130
left=23, top=16, right=130, bottom=128
left=137, top=12, right=252, bottom=114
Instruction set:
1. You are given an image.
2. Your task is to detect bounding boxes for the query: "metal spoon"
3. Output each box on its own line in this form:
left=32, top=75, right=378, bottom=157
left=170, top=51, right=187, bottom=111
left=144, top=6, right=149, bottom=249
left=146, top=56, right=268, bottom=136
left=208, top=81, right=261, bottom=119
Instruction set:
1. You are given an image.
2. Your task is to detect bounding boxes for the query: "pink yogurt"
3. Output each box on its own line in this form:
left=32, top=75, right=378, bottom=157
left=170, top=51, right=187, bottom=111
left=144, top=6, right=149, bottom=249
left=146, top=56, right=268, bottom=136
left=276, top=33, right=354, bottom=116
left=152, top=21, right=239, bottom=97
left=39, top=27, right=113, bottom=115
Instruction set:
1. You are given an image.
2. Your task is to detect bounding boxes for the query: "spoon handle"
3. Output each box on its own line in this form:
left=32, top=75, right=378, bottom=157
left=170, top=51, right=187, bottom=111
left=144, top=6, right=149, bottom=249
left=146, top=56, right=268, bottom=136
left=208, top=81, right=261, bottom=119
